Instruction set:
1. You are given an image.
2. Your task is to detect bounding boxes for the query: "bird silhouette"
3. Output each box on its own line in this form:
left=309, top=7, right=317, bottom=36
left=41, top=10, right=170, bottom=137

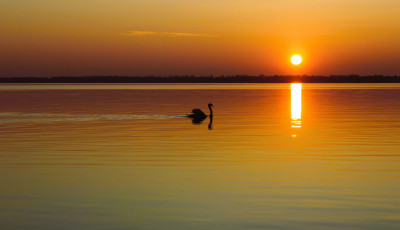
left=187, top=103, right=213, bottom=123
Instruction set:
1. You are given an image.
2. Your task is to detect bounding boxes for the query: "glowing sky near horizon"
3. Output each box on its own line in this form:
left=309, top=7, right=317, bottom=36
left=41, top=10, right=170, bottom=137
left=1, top=0, right=400, bottom=77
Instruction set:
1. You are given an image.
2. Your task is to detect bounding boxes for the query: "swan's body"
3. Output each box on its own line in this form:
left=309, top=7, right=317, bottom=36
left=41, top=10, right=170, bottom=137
left=187, top=103, right=213, bottom=120
left=188, top=109, right=207, bottom=119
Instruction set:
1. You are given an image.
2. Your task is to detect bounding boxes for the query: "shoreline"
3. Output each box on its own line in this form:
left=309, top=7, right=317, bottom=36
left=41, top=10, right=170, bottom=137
left=1, top=75, right=399, bottom=83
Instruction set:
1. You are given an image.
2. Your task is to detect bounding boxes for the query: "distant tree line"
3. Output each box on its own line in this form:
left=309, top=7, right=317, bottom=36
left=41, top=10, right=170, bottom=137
left=0, top=75, right=400, bottom=83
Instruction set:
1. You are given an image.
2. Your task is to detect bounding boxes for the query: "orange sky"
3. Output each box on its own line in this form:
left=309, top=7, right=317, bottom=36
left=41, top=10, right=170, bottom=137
left=1, top=0, right=400, bottom=77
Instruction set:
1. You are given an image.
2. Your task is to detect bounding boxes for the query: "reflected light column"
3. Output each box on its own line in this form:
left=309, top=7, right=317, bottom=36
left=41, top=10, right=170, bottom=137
left=291, top=83, right=302, bottom=132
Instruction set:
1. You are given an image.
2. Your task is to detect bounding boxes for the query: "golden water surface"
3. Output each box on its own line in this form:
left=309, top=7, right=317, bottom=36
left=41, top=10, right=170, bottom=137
left=0, top=83, right=399, bottom=229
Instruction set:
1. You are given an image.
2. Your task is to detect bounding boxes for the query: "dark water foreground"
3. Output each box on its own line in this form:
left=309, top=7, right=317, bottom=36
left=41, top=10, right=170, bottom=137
left=0, top=83, right=399, bottom=230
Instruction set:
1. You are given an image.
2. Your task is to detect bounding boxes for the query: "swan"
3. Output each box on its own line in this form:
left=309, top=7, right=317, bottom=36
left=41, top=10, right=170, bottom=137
left=187, top=103, right=213, bottom=120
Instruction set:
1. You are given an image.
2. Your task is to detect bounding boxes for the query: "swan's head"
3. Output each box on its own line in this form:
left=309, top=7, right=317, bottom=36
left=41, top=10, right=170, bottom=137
left=208, top=103, right=213, bottom=107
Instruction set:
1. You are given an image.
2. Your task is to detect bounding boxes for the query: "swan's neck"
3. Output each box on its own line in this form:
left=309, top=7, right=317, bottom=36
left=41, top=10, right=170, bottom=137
left=208, top=105, right=213, bottom=117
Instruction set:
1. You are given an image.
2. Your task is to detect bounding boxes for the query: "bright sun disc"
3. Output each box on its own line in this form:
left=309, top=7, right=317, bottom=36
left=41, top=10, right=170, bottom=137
left=291, top=55, right=302, bottom=65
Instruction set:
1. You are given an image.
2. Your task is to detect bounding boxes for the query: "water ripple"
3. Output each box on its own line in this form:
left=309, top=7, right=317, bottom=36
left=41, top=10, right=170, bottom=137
left=0, top=112, right=185, bottom=123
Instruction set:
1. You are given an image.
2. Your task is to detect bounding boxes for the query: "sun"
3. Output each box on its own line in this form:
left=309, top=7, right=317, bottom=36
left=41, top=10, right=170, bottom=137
left=291, top=54, right=302, bottom=65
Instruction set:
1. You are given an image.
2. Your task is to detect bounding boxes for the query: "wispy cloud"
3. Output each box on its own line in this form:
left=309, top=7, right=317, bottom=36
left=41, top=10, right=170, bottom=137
left=123, top=30, right=216, bottom=37
left=166, top=32, right=214, bottom=37
left=124, top=31, right=158, bottom=36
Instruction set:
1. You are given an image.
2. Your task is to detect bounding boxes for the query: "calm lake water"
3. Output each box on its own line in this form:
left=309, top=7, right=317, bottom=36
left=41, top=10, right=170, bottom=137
left=0, top=83, right=399, bottom=230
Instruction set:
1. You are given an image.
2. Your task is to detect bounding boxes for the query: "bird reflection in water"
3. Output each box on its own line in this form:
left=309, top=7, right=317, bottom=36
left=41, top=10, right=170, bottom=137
left=208, top=116, right=213, bottom=130
left=187, top=103, right=214, bottom=130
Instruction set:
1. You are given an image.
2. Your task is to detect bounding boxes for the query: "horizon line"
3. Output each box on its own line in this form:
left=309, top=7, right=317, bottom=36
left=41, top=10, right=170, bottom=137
left=1, top=74, right=400, bottom=78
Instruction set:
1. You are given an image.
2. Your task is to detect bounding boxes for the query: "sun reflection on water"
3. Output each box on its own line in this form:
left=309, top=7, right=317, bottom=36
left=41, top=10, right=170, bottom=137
left=291, top=83, right=302, bottom=130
